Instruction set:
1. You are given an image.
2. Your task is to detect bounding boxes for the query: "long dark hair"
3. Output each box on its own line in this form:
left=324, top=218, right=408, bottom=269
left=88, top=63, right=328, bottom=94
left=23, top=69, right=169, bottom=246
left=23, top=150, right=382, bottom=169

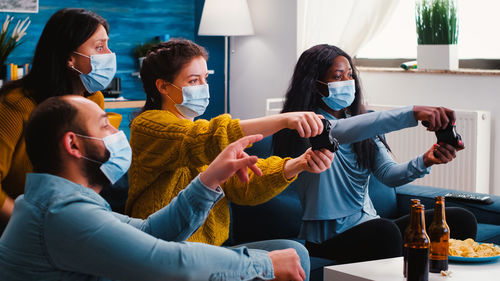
left=273, top=44, right=389, bottom=169
left=0, top=8, right=109, bottom=104
left=138, top=39, right=208, bottom=114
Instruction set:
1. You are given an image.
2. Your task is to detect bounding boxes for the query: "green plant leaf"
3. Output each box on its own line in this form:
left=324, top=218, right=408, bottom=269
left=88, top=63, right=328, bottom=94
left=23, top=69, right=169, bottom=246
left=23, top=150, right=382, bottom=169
left=416, top=0, right=458, bottom=45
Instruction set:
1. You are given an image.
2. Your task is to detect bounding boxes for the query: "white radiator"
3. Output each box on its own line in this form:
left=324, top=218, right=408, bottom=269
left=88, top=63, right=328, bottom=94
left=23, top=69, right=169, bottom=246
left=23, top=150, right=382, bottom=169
left=266, top=98, right=285, bottom=116
left=368, top=104, right=491, bottom=193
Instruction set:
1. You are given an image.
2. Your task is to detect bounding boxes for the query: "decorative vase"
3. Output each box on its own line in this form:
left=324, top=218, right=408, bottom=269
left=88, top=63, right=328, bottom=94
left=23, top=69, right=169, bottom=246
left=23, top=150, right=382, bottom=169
left=417, top=44, right=458, bottom=70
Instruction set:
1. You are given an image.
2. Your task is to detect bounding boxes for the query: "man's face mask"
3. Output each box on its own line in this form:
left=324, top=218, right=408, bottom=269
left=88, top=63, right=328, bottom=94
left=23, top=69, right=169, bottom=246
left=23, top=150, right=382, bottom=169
left=76, top=131, right=131, bottom=185
left=169, top=83, right=210, bottom=118
left=72, top=51, right=117, bottom=93
left=317, top=79, right=356, bottom=111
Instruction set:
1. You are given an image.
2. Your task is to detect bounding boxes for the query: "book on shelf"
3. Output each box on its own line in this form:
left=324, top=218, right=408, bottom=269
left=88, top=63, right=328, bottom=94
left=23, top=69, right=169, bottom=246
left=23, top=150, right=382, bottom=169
left=4, top=63, right=30, bottom=81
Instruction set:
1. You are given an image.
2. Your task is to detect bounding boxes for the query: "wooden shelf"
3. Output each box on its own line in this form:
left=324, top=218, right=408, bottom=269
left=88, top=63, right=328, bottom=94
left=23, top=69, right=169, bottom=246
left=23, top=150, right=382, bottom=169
left=104, top=100, right=145, bottom=109
left=358, top=66, right=500, bottom=76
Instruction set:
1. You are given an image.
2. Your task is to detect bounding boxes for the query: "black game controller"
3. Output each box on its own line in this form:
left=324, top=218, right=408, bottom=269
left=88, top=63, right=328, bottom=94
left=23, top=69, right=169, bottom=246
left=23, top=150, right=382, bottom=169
left=422, top=121, right=463, bottom=148
left=309, top=119, right=339, bottom=152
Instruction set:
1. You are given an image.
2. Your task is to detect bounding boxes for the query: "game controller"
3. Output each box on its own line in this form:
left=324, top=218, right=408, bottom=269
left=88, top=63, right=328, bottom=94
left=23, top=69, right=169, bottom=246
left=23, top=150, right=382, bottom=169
left=422, top=121, right=463, bottom=148
left=309, top=119, right=339, bottom=152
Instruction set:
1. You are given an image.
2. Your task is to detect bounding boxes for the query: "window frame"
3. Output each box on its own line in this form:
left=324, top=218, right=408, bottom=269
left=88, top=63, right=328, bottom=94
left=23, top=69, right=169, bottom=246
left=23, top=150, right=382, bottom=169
left=354, top=58, right=500, bottom=70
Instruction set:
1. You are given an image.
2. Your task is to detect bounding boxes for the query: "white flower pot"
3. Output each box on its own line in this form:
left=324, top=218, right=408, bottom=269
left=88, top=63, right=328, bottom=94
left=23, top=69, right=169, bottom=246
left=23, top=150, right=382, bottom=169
left=417, top=44, right=458, bottom=70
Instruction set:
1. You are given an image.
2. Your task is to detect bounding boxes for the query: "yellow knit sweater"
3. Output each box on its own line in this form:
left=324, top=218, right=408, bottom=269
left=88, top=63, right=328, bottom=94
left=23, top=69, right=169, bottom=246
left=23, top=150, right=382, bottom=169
left=0, top=89, right=107, bottom=208
left=126, top=110, right=296, bottom=246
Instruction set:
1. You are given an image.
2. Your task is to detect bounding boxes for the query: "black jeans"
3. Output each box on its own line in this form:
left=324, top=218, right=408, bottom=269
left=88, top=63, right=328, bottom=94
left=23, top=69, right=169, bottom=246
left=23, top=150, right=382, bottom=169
left=305, top=207, right=477, bottom=264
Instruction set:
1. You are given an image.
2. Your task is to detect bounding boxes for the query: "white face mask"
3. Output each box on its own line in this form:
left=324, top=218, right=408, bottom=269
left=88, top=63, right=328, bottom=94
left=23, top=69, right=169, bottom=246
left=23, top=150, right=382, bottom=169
left=170, top=83, right=210, bottom=118
left=72, top=51, right=117, bottom=93
left=76, top=131, right=131, bottom=185
left=317, top=79, right=356, bottom=111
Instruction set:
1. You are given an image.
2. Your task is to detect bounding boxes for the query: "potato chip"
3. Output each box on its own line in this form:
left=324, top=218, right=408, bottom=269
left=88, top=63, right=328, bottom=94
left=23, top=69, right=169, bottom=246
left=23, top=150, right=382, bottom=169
left=449, top=238, right=500, bottom=257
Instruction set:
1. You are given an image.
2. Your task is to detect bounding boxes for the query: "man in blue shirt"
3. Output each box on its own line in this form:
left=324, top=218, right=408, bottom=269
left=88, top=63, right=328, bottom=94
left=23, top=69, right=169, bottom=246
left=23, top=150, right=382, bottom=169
left=0, top=96, right=308, bottom=281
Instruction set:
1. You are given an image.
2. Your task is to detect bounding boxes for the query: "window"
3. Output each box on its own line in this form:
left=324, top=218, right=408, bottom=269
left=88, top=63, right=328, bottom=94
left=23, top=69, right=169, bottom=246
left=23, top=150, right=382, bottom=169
left=356, top=0, right=500, bottom=60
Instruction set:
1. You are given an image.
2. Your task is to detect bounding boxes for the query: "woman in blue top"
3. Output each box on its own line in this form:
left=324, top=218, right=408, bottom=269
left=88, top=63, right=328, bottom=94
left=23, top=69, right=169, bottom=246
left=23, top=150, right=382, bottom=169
left=273, top=44, right=476, bottom=264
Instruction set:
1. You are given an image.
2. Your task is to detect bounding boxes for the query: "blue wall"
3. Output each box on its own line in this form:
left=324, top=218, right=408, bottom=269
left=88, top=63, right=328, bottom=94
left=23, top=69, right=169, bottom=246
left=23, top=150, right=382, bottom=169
left=2, top=0, right=225, bottom=123
left=195, top=0, right=226, bottom=118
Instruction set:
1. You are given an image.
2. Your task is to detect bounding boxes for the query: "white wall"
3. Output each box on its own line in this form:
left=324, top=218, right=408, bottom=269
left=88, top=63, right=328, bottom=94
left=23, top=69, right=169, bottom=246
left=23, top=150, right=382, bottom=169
left=360, top=70, right=500, bottom=195
left=229, top=0, right=298, bottom=119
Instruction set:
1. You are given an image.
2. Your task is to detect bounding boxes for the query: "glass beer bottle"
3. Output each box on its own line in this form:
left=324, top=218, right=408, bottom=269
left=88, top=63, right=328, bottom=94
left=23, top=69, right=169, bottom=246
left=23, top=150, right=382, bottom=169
left=405, top=204, right=430, bottom=281
left=428, top=196, right=450, bottom=273
left=403, top=199, right=421, bottom=278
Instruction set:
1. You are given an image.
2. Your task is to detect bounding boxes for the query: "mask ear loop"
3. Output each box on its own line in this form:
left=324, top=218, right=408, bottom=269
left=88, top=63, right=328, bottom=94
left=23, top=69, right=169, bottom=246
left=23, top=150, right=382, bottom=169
left=164, top=83, right=182, bottom=105
left=75, top=134, right=102, bottom=141
left=81, top=155, right=104, bottom=165
left=70, top=51, right=91, bottom=74
left=73, top=51, right=91, bottom=59
left=71, top=65, right=83, bottom=74
left=164, top=84, right=193, bottom=119
left=316, top=80, right=330, bottom=98
left=74, top=134, right=105, bottom=164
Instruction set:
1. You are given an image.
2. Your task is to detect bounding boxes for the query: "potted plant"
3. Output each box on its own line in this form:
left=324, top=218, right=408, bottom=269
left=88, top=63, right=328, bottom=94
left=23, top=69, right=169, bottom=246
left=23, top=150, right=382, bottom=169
left=133, top=39, right=160, bottom=69
left=0, top=15, right=30, bottom=79
left=416, top=0, right=458, bottom=70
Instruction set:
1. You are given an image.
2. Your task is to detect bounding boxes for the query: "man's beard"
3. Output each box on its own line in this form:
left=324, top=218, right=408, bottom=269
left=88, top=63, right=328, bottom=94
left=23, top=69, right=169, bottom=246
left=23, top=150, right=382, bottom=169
left=82, top=142, right=111, bottom=192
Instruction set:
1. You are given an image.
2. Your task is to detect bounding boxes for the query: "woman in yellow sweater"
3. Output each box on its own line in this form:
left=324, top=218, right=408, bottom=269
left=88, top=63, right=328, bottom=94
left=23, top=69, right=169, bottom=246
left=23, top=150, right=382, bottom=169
left=126, top=39, right=335, bottom=246
left=0, top=8, right=119, bottom=229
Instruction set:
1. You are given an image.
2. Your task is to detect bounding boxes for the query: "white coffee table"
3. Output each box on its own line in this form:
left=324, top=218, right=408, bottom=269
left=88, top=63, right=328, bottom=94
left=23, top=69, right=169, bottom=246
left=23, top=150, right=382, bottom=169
left=324, top=256, right=500, bottom=281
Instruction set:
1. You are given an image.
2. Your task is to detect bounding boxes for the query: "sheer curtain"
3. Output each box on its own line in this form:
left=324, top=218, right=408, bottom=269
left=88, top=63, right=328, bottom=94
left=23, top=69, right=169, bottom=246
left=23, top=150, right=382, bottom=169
left=298, top=0, right=398, bottom=57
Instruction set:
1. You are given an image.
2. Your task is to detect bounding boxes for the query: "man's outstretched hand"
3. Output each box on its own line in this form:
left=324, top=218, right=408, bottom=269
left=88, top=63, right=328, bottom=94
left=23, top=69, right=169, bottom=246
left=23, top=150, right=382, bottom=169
left=200, top=135, right=264, bottom=189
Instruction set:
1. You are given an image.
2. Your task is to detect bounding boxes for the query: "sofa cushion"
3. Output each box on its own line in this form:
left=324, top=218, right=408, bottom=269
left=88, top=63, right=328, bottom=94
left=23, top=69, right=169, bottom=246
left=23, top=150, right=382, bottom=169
left=230, top=185, right=302, bottom=244
left=245, top=135, right=273, bottom=158
left=395, top=184, right=500, bottom=244
left=476, top=223, right=500, bottom=244
left=395, top=184, right=500, bottom=225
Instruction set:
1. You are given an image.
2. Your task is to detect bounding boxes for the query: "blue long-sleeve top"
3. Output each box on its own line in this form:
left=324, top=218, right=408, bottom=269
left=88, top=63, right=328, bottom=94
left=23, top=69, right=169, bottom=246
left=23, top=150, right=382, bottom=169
left=0, top=173, right=274, bottom=281
left=296, top=107, right=431, bottom=243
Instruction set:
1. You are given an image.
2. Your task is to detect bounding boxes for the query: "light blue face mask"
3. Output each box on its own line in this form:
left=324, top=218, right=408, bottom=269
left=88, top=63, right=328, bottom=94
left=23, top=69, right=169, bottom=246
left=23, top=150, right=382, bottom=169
left=170, top=83, right=210, bottom=118
left=318, top=79, right=356, bottom=111
left=76, top=131, right=132, bottom=185
left=73, top=52, right=117, bottom=93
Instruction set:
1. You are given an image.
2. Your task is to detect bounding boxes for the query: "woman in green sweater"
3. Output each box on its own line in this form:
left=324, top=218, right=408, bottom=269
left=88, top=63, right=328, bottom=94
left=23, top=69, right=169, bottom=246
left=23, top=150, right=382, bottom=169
left=126, top=39, right=335, bottom=246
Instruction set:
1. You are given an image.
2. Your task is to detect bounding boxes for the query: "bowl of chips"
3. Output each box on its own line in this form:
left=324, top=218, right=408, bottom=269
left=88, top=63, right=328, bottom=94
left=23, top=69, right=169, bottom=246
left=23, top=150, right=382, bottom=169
left=449, top=238, right=500, bottom=262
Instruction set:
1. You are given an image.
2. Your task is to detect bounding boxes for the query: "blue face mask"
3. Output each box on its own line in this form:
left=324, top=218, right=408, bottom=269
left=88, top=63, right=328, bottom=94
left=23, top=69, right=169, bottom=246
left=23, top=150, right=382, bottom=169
left=77, top=131, right=132, bottom=185
left=72, top=52, right=117, bottom=93
left=170, top=84, right=210, bottom=118
left=318, top=79, right=356, bottom=111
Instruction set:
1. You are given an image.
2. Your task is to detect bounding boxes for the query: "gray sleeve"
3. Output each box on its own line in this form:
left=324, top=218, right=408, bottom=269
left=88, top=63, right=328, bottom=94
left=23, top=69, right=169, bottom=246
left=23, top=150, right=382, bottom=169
left=329, top=106, right=418, bottom=144
left=371, top=139, right=431, bottom=187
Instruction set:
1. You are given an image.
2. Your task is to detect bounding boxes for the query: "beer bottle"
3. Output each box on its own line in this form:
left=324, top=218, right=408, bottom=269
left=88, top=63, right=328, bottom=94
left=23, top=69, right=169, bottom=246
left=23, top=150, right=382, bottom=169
left=403, top=199, right=421, bottom=277
left=405, top=204, right=430, bottom=281
left=428, top=196, right=450, bottom=273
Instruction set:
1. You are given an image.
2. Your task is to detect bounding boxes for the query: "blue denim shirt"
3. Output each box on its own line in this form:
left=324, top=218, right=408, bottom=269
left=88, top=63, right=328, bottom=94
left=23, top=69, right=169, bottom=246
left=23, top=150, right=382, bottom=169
left=296, top=106, right=431, bottom=243
left=0, top=173, right=274, bottom=281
